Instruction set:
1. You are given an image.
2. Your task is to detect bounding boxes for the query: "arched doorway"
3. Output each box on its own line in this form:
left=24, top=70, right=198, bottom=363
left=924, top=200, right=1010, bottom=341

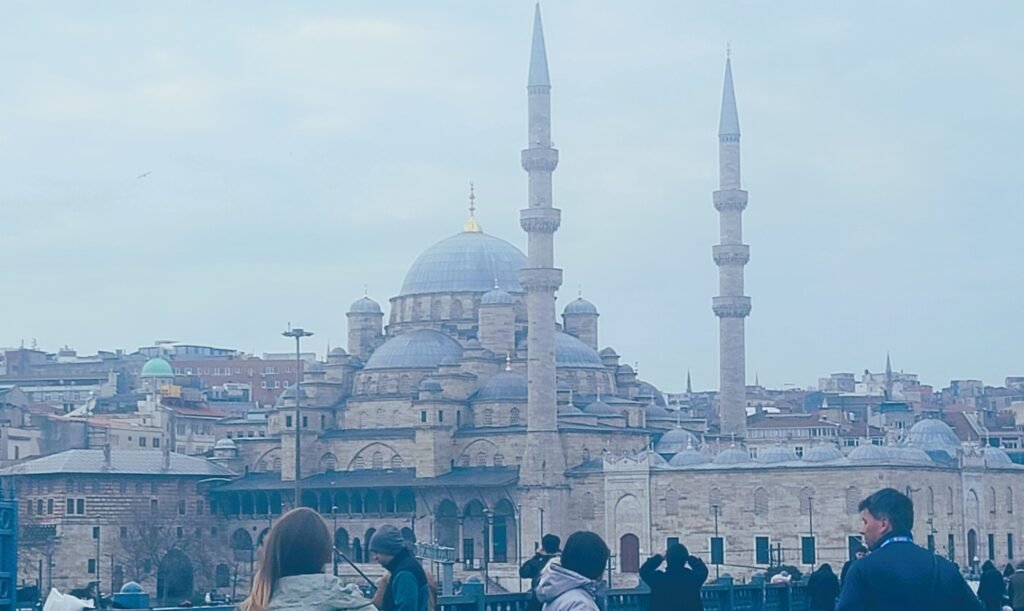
left=968, top=529, right=978, bottom=566
left=436, top=500, right=459, bottom=549
left=620, top=534, right=640, bottom=573
left=493, top=500, right=517, bottom=563
left=336, top=527, right=351, bottom=556
left=157, top=549, right=194, bottom=604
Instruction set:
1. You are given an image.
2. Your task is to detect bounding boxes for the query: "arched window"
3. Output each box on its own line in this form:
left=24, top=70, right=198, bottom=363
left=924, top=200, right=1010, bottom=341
left=451, top=300, right=464, bottom=319
left=510, top=407, right=520, bottom=425
left=620, top=534, right=640, bottom=573
left=989, top=487, right=997, bottom=514
left=459, top=454, right=470, bottom=467
left=494, top=453, right=505, bottom=467
left=352, top=456, right=366, bottom=470
left=581, top=492, right=596, bottom=520
left=582, top=448, right=591, bottom=462
left=709, top=488, right=723, bottom=517
left=215, top=564, right=230, bottom=588
left=372, top=451, right=384, bottom=470
left=947, top=487, right=955, bottom=514
left=927, top=487, right=935, bottom=516
left=391, top=455, right=404, bottom=469
left=754, top=487, right=769, bottom=517
left=1007, top=487, right=1014, bottom=514
left=664, top=487, right=679, bottom=516
left=272, top=456, right=282, bottom=472
left=799, top=487, right=814, bottom=516
left=476, top=451, right=487, bottom=467
left=320, top=453, right=338, bottom=473
left=846, top=486, right=861, bottom=515
left=376, top=408, right=385, bottom=428
left=483, top=408, right=494, bottom=426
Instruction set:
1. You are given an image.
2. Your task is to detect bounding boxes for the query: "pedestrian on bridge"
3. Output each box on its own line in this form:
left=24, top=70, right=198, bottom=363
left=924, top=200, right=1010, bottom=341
left=639, top=543, right=708, bottom=611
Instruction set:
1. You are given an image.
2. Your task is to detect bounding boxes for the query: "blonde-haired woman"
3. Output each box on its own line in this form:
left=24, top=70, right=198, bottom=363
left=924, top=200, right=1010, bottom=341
left=239, top=507, right=375, bottom=611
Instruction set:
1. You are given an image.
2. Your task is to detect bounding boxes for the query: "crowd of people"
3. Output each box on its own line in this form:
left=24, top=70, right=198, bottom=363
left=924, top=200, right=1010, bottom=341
left=235, top=487, right=1015, bottom=611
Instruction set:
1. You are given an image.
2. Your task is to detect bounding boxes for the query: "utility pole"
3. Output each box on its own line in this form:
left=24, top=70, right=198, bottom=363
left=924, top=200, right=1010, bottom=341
left=282, top=327, right=313, bottom=505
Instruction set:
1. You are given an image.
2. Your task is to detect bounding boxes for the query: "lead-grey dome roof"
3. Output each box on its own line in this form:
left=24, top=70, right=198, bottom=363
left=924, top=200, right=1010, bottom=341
left=349, top=296, right=382, bottom=314
left=802, top=444, right=844, bottom=463
left=848, top=443, right=891, bottom=463
left=480, top=287, right=515, bottom=305
left=584, top=399, right=618, bottom=416
left=902, top=419, right=961, bottom=451
left=563, top=297, right=598, bottom=316
left=473, top=371, right=528, bottom=402
left=363, top=329, right=464, bottom=370
left=214, top=438, right=237, bottom=450
left=669, top=447, right=707, bottom=467
left=555, top=333, right=605, bottom=369
left=982, top=446, right=1014, bottom=468
left=887, top=446, right=934, bottom=465
left=758, top=445, right=799, bottom=464
left=655, top=428, right=701, bottom=454
left=400, top=231, right=527, bottom=296
left=714, top=446, right=751, bottom=465
left=645, top=403, right=673, bottom=420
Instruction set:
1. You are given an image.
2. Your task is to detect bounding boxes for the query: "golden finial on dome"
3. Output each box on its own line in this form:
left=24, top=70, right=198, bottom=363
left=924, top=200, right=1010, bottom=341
left=463, top=181, right=482, bottom=232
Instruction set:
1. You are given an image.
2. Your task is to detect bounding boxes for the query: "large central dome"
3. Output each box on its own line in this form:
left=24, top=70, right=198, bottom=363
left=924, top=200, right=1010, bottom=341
left=400, top=231, right=527, bottom=296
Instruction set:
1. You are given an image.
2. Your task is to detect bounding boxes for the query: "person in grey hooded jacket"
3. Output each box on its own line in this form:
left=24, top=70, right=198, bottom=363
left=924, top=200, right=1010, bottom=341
left=535, top=531, right=610, bottom=611
left=239, top=507, right=376, bottom=611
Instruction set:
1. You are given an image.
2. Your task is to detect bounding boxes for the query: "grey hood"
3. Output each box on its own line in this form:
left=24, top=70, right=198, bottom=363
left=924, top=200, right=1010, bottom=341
left=268, top=573, right=375, bottom=611
left=535, top=562, right=596, bottom=604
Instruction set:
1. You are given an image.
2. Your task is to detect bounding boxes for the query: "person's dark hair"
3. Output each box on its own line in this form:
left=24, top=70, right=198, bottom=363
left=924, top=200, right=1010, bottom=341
left=541, top=534, right=561, bottom=554
left=818, top=563, right=833, bottom=575
left=1017, top=561, right=1024, bottom=571
left=665, top=543, right=689, bottom=568
left=1006, top=563, right=1018, bottom=577
left=561, top=531, right=609, bottom=580
left=982, top=560, right=996, bottom=573
left=858, top=488, right=913, bottom=532
left=240, top=507, right=332, bottom=611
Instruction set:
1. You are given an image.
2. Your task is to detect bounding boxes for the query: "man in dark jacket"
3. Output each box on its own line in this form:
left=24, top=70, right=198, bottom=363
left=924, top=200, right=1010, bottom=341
left=639, top=543, right=708, bottom=611
left=1008, top=561, right=1024, bottom=611
left=520, top=534, right=561, bottom=611
left=806, top=564, right=841, bottom=611
left=837, top=488, right=982, bottom=611
left=840, top=545, right=867, bottom=585
left=977, top=560, right=1005, bottom=611
left=370, top=525, right=430, bottom=611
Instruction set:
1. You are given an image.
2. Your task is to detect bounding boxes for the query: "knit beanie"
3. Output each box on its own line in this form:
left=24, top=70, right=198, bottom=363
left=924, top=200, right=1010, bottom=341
left=560, top=531, right=609, bottom=580
left=369, top=525, right=407, bottom=555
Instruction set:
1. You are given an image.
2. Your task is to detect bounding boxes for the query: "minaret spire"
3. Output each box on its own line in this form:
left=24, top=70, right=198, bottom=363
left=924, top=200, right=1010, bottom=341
left=712, top=51, right=751, bottom=439
left=519, top=2, right=566, bottom=519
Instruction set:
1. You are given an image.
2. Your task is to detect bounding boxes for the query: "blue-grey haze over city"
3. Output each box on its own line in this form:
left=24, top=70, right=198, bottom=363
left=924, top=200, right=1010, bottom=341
left=2, top=1, right=1022, bottom=391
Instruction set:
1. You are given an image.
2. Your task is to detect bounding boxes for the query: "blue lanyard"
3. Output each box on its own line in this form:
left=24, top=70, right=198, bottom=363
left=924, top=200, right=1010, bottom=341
left=878, top=536, right=913, bottom=550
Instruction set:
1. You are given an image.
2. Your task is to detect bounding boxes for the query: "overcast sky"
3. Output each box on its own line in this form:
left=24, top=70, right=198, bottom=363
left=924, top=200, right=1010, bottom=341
left=2, top=1, right=1021, bottom=392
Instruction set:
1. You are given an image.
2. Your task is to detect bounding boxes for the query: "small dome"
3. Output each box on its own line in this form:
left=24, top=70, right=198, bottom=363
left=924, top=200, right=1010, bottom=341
left=558, top=402, right=584, bottom=416
left=349, top=296, right=382, bottom=314
left=400, top=231, right=527, bottom=296
left=465, top=338, right=483, bottom=351
left=480, top=287, right=515, bottom=306
left=363, top=330, right=464, bottom=370
left=644, top=403, right=673, bottom=419
left=120, top=582, right=145, bottom=594
left=418, top=379, right=443, bottom=392
left=329, top=347, right=348, bottom=356
left=584, top=400, right=618, bottom=416
left=141, top=357, right=174, bottom=378
left=714, top=446, right=752, bottom=465
left=635, top=380, right=667, bottom=406
left=214, top=438, right=237, bottom=451
left=758, top=444, right=798, bottom=464
left=473, top=372, right=528, bottom=402
left=563, top=297, right=598, bottom=316
left=598, top=347, right=618, bottom=357
left=888, top=446, right=934, bottom=465
left=617, top=364, right=635, bottom=374
left=669, top=447, right=708, bottom=467
left=902, top=419, right=961, bottom=451
left=655, top=428, right=701, bottom=454
left=555, top=333, right=604, bottom=369
left=982, top=446, right=1014, bottom=468
left=848, top=443, right=891, bottom=463
left=802, top=444, right=844, bottom=463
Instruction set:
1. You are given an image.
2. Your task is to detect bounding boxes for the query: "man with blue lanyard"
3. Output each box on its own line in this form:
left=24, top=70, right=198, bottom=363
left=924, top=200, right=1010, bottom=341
left=837, top=488, right=982, bottom=611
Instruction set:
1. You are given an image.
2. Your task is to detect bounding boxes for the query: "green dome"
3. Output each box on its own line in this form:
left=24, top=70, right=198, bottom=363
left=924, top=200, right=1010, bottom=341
left=141, top=357, right=175, bottom=378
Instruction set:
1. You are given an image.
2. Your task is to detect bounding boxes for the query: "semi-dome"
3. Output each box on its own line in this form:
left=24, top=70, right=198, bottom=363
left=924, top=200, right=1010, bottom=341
left=563, top=297, right=598, bottom=316
left=400, top=231, right=527, bottom=296
left=635, top=380, right=667, bottom=406
left=141, top=357, right=174, bottom=378
left=982, top=446, right=1014, bottom=468
left=848, top=443, right=891, bottom=463
left=349, top=296, right=382, bottom=314
left=473, top=372, right=528, bottom=402
left=584, top=400, right=618, bottom=416
left=555, top=333, right=604, bottom=369
left=669, top=447, right=707, bottom=467
left=902, top=419, right=961, bottom=451
left=480, top=287, right=515, bottom=305
left=802, top=444, right=844, bottom=463
left=363, top=329, right=464, bottom=370
left=654, top=428, right=701, bottom=454
left=758, top=444, right=798, bottom=464
left=714, top=446, right=751, bottom=465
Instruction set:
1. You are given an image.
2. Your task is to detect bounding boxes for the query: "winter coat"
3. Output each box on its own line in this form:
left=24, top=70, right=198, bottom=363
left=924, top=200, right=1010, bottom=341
left=521, top=553, right=558, bottom=611
left=977, top=567, right=1005, bottom=610
left=639, top=554, right=708, bottom=611
left=381, top=548, right=431, bottom=611
left=266, top=573, right=376, bottom=611
left=1007, top=570, right=1024, bottom=610
left=836, top=531, right=983, bottom=611
left=806, top=568, right=841, bottom=611
left=535, top=562, right=600, bottom=611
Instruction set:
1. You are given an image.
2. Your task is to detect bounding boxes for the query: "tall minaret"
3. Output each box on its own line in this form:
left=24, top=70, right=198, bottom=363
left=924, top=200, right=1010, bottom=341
left=519, top=4, right=567, bottom=537
left=712, top=52, right=751, bottom=439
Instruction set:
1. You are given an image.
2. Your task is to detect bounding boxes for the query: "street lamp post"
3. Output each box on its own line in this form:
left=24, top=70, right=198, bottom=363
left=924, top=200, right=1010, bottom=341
left=538, top=507, right=544, bottom=543
left=282, top=327, right=313, bottom=506
left=516, top=503, right=523, bottom=592
left=712, top=504, right=720, bottom=580
left=483, top=508, right=492, bottom=594
left=333, top=505, right=339, bottom=576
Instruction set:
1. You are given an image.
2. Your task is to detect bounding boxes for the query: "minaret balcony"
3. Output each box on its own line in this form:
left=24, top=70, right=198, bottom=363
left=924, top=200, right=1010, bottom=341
left=713, top=189, right=748, bottom=212
left=520, top=207, right=561, bottom=233
left=713, top=244, right=750, bottom=266
left=521, top=148, right=559, bottom=172
left=518, top=268, right=563, bottom=292
left=712, top=296, right=752, bottom=318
